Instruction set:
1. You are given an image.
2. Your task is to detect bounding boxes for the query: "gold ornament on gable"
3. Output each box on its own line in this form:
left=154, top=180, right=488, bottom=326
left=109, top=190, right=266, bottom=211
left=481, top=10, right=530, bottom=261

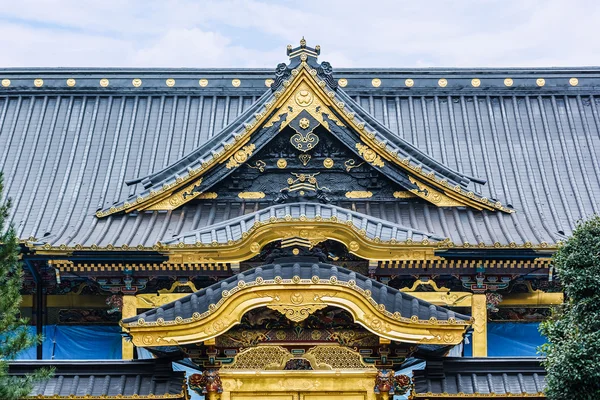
left=408, top=176, right=464, bottom=207
left=355, top=143, right=384, bottom=167
left=277, top=158, right=288, bottom=169
left=299, top=153, right=311, bottom=166
left=323, top=158, right=334, bottom=168
left=264, top=81, right=344, bottom=133
left=226, top=144, right=256, bottom=169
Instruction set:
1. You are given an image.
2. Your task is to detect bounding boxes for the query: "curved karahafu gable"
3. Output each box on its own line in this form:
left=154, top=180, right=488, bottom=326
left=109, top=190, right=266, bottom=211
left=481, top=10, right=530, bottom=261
left=98, top=41, right=512, bottom=218
left=121, top=261, right=471, bottom=346
left=164, top=201, right=443, bottom=244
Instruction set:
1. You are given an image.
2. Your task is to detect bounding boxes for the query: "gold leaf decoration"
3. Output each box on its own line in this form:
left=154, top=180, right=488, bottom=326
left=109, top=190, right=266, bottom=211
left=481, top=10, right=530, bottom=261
left=408, top=176, right=464, bottom=207
left=345, top=191, right=373, bottom=199
left=264, top=81, right=344, bottom=132
left=393, top=191, right=416, bottom=199
left=226, top=144, right=255, bottom=169
left=238, top=192, right=265, bottom=199
left=146, top=178, right=204, bottom=210
left=355, top=143, right=384, bottom=168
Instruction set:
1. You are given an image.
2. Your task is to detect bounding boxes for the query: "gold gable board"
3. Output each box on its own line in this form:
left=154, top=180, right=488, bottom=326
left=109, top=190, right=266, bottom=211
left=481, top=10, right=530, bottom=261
left=122, top=275, right=470, bottom=348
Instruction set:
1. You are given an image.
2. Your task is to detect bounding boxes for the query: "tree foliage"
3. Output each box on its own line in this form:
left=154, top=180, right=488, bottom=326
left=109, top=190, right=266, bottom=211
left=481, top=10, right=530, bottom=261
left=540, top=215, right=600, bottom=400
left=0, top=172, right=52, bottom=399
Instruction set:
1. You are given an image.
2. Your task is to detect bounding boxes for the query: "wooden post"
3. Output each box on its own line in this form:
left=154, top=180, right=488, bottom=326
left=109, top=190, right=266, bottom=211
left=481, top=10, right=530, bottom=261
left=471, top=293, right=487, bottom=357
left=121, top=295, right=136, bottom=360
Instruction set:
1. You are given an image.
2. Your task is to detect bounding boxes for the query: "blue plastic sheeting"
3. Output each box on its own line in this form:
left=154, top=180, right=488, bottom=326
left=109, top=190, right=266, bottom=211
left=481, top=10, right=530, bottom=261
left=52, top=326, right=122, bottom=359
left=464, top=322, right=545, bottom=357
left=15, top=325, right=122, bottom=360
left=13, top=326, right=54, bottom=360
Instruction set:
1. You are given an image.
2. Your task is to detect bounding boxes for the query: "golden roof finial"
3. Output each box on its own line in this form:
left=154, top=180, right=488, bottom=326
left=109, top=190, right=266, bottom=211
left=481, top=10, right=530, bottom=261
left=300, top=36, right=306, bottom=47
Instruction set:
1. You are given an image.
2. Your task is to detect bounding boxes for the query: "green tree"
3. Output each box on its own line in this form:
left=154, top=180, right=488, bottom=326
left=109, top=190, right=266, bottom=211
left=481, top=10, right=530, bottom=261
left=540, top=215, right=600, bottom=400
left=0, top=172, right=52, bottom=399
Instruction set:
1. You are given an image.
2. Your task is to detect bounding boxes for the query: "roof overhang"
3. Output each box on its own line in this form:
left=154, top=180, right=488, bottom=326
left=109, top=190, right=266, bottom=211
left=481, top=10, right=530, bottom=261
left=122, top=261, right=471, bottom=346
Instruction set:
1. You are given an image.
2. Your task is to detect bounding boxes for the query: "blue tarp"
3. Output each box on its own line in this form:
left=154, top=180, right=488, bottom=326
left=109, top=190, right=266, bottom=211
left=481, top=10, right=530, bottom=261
left=464, top=322, right=545, bottom=356
left=13, top=326, right=54, bottom=359
left=15, top=325, right=122, bottom=360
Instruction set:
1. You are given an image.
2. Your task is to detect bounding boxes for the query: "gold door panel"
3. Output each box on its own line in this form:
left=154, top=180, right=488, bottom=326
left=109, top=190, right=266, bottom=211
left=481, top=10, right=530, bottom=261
left=231, top=394, right=296, bottom=400
left=301, top=393, right=366, bottom=400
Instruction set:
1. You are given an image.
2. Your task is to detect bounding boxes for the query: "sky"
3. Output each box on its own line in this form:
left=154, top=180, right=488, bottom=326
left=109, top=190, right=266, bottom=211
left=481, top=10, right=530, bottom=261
left=0, top=0, right=598, bottom=68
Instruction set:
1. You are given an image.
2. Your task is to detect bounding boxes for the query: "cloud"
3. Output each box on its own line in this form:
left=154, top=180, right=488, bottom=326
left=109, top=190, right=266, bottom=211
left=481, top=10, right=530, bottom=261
left=0, top=0, right=599, bottom=67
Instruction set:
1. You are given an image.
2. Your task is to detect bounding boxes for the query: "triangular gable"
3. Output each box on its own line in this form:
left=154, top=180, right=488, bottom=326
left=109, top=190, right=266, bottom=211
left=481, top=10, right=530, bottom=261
left=97, top=41, right=512, bottom=218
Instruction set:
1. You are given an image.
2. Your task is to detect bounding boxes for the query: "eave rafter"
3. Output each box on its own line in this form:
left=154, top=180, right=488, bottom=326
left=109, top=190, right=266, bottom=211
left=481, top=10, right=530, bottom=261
left=122, top=277, right=470, bottom=347
left=97, top=57, right=512, bottom=218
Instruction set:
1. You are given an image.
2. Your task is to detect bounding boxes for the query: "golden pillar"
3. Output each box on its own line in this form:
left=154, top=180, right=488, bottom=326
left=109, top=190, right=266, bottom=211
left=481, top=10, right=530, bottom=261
left=121, top=295, right=137, bottom=360
left=471, top=293, right=487, bottom=357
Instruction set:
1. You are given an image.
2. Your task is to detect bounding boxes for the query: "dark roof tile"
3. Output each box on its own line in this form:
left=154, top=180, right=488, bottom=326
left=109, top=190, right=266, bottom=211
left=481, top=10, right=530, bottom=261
left=1, top=66, right=599, bottom=247
left=412, top=357, right=546, bottom=397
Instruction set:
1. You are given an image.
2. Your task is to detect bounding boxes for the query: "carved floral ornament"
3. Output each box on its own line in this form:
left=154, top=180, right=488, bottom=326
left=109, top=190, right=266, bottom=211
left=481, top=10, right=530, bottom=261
left=122, top=274, right=470, bottom=347
left=95, top=53, right=513, bottom=218
left=222, top=345, right=373, bottom=371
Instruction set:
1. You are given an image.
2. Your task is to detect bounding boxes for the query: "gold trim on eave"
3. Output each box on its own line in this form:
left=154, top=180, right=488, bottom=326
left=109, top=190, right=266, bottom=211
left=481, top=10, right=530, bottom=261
left=39, top=216, right=560, bottom=258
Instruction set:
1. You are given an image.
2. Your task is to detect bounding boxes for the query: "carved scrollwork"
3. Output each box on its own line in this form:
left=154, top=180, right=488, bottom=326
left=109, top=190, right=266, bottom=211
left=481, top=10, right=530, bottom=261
left=246, top=160, right=266, bottom=172
left=146, top=178, right=204, bottom=210
left=267, top=304, right=328, bottom=322
left=290, top=130, right=319, bottom=152
left=271, top=62, right=292, bottom=92
left=356, top=143, right=384, bottom=167
left=408, top=176, right=464, bottom=207
left=223, top=345, right=372, bottom=371
left=226, top=144, right=256, bottom=169
left=344, top=159, right=365, bottom=172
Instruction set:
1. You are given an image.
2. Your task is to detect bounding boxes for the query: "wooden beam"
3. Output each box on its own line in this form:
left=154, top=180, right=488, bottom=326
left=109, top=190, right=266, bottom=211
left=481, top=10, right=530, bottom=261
left=406, top=291, right=563, bottom=308
left=499, top=292, right=563, bottom=307
left=402, top=291, right=473, bottom=307
left=21, top=294, right=107, bottom=308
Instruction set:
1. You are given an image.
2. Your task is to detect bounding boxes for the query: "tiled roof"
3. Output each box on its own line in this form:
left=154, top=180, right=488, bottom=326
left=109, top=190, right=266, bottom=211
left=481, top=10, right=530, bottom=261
left=1, top=64, right=599, bottom=247
left=9, top=359, right=188, bottom=399
left=412, top=357, right=546, bottom=398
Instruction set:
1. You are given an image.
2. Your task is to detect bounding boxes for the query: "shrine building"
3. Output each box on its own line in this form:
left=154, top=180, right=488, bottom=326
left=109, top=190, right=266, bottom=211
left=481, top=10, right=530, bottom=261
left=4, top=38, right=597, bottom=399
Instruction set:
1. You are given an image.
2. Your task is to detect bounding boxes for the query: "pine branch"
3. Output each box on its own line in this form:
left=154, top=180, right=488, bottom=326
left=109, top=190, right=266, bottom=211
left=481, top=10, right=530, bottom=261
left=0, top=172, right=53, bottom=398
